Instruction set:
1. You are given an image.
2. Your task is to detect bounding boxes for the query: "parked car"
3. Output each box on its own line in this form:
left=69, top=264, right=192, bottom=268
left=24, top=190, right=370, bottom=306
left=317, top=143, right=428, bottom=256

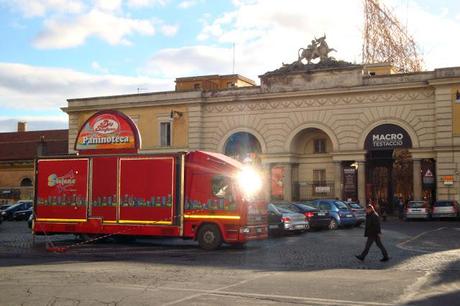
left=12, top=207, right=33, bottom=221
left=344, top=202, right=366, bottom=226
left=28, top=211, right=34, bottom=228
left=311, top=199, right=357, bottom=229
left=267, top=203, right=309, bottom=234
left=405, top=200, right=431, bottom=220
left=432, top=200, right=460, bottom=220
left=0, top=200, right=33, bottom=221
left=274, top=202, right=330, bottom=230
left=0, top=204, right=12, bottom=211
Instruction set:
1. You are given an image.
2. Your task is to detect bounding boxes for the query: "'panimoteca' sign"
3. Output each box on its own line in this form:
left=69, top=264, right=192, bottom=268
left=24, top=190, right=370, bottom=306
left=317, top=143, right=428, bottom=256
left=365, top=124, right=412, bottom=150
left=75, top=110, right=141, bottom=153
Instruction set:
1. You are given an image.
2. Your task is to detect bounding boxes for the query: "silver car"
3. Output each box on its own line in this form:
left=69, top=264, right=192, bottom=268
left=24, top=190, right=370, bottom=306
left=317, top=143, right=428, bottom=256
left=405, top=201, right=431, bottom=220
left=268, top=204, right=309, bottom=233
left=432, top=201, right=460, bottom=219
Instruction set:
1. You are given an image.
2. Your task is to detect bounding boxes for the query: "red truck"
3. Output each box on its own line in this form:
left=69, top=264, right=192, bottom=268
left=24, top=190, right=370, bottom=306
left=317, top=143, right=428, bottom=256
left=33, top=111, right=267, bottom=250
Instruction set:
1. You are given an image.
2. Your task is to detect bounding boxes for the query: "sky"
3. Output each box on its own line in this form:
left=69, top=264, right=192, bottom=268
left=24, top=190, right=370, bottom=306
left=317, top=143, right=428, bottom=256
left=1, top=0, right=460, bottom=132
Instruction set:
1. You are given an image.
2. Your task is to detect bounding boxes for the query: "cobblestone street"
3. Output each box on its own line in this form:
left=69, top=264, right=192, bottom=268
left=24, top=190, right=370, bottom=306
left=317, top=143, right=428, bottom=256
left=1, top=219, right=459, bottom=305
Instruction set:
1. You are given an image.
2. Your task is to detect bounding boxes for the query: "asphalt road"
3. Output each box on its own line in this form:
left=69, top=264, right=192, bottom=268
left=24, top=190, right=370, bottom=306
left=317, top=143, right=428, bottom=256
left=0, top=218, right=459, bottom=305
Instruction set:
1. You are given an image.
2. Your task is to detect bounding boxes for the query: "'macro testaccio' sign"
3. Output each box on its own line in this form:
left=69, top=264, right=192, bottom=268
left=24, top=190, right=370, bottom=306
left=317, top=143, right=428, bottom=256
left=75, top=110, right=141, bottom=154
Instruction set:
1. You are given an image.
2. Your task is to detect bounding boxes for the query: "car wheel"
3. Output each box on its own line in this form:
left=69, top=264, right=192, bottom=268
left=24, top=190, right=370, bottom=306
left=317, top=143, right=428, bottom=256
left=198, top=224, right=222, bottom=250
left=328, top=218, right=338, bottom=230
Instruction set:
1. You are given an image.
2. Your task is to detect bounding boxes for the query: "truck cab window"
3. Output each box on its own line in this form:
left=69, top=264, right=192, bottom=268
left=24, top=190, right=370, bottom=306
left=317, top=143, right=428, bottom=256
left=212, top=176, right=233, bottom=201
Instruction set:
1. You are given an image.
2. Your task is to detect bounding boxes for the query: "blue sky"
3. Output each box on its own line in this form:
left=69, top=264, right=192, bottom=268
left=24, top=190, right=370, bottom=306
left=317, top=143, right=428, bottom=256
left=1, top=0, right=460, bottom=132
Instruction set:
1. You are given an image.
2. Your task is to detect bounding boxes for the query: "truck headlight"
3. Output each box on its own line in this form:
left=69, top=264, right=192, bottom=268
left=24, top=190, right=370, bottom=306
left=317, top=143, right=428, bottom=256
left=237, top=167, right=262, bottom=199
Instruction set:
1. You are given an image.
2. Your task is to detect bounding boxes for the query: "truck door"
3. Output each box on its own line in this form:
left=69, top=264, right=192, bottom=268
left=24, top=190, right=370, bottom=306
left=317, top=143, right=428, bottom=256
left=90, top=157, right=117, bottom=222
left=119, top=157, right=176, bottom=225
left=36, top=159, right=89, bottom=222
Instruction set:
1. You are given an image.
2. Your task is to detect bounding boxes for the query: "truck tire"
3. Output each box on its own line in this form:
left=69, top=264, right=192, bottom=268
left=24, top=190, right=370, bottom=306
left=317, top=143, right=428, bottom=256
left=198, top=224, right=222, bottom=250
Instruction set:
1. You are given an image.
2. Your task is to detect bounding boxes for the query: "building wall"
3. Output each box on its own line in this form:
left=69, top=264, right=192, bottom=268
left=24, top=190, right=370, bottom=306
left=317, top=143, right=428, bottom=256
left=68, top=105, right=188, bottom=153
left=64, top=66, right=460, bottom=202
left=0, top=163, right=34, bottom=201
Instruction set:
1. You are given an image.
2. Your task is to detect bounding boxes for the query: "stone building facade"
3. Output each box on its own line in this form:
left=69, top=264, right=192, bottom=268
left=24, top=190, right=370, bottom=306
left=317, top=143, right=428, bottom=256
left=0, top=124, right=68, bottom=203
left=64, top=62, right=460, bottom=206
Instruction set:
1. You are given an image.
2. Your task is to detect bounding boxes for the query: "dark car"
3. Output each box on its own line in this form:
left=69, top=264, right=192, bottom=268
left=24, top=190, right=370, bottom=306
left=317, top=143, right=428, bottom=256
left=344, top=202, right=366, bottom=226
left=12, top=207, right=33, bottom=221
left=0, top=204, right=12, bottom=211
left=1, top=201, right=33, bottom=221
left=275, top=202, right=330, bottom=230
left=311, top=199, right=357, bottom=229
left=267, top=203, right=309, bottom=234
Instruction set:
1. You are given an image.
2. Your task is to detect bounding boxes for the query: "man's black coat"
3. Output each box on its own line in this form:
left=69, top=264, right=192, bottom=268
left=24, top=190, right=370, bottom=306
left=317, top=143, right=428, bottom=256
left=364, top=212, right=381, bottom=237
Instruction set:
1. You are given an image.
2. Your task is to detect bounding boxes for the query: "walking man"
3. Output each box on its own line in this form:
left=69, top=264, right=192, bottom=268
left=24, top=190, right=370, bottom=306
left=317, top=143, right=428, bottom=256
left=355, top=204, right=390, bottom=262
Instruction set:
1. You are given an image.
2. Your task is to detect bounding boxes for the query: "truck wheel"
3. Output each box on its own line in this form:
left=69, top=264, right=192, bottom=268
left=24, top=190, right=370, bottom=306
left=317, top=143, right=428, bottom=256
left=198, top=224, right=222, bottom=250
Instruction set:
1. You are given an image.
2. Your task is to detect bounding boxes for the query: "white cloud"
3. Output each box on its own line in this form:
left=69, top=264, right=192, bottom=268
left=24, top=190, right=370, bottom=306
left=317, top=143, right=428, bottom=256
left=146, top=0, right=364, bottom=81
left=127, top=0, right=170, bottom=8
left=3, top=0, right=86, bottom=17
left=178, top=0, right=200, bottom=9
left=0, top=62, right=173, bottom=112
left=160, top=24, right=179, bottom=37
left=388, top=0, right=460, bottom=70
left=146, top=45, right=235, bottom=78
left=94, top=0, right=123, bottom=12
left=91, top=61, right=109, bottom=74
left=33, top=8, right=156, bottom=49
left=188, top=0, right=460, bottom=78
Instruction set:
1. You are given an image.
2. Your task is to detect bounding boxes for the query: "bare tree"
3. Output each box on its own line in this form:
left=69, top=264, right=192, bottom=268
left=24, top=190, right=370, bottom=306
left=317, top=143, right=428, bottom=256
left=363, top=0, right=423, bottom=73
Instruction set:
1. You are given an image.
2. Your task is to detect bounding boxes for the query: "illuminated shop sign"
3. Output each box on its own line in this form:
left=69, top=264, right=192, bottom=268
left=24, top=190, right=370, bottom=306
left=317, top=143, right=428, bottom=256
left=75, top=111, right=141, bottom=153
left=365, top=124, right=412, bottom=151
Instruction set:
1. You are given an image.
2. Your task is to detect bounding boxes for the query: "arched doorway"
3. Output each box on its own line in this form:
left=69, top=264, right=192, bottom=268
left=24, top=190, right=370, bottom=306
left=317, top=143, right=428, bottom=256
left=290, top=128, right=335, bottom=200
left=363, top=124, right=436, bottom=213
left=20, top=178, right=33, bottom=187
left=224, top=132, right=262, bottom=164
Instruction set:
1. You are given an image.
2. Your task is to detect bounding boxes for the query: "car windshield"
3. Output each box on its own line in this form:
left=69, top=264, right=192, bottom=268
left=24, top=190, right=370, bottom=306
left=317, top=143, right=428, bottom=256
left=348, top=203, right=362, bottom=209
left=277, top=207, right=295, bottom=214
left=434, top=201, right=454, bottom=207
left=296, top=204, right=315, bottom=211
left=274, top=203, right=291, bottom=210
left=408, top=201, right=425, bottom=208
left=5, top=203, right=21, bottom=211
left=334, top=201, right=349, bottom=210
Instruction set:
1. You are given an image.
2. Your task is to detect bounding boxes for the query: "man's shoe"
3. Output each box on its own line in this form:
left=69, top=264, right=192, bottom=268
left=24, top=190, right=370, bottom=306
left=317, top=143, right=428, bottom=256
left=355, top=255, right=364, bottom=261
left=380, top=257, right=390, bottom=262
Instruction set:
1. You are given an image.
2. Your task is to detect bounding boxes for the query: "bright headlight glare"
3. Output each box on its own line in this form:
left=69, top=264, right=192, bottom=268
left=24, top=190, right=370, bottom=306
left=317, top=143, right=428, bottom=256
left=237, top=167, right=262, bottom=198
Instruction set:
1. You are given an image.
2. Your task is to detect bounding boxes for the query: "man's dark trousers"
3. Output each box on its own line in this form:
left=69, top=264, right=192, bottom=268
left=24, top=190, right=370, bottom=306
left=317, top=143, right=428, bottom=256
left=359, top=235, right=388, bottom=258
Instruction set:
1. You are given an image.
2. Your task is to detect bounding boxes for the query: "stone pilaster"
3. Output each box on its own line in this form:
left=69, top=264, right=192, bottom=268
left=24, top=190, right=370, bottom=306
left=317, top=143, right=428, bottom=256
left=413, top=159, right=422, bottom=200
left=283, top=163, right=292, bottom=202
left=358, top=161, right=366, bottom=206
left=334, top=162, right=343, bottom=200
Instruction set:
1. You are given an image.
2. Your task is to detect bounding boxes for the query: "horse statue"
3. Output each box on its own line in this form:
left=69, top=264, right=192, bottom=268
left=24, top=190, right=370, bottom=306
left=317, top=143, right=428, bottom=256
left=298, top=35, right=336, bottom=64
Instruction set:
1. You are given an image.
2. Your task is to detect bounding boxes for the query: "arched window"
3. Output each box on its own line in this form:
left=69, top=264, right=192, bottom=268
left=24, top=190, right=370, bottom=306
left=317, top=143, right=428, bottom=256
left=20, top=178, right=33, bottom=187
left=224, top=132, right=261, bottom=163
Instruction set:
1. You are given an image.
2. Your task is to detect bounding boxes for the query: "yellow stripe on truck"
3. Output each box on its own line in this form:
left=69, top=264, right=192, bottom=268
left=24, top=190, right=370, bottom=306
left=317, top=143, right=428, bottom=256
left=184, top=215, right=240, bottom=220
left=36, top=218, right=87, bottom=223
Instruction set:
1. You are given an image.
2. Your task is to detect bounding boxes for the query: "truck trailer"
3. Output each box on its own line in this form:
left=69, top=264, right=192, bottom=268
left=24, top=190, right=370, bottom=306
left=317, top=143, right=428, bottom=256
left=33, top=110, right=267, bottom=250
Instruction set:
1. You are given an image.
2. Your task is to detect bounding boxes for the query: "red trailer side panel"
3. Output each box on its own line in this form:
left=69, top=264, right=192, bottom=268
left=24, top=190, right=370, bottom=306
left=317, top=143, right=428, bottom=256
left=119, top=157, right=176, bottom=225
left=91, top=157, right=118, bottom=222
left=36, top=159, right=89, bottom=222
